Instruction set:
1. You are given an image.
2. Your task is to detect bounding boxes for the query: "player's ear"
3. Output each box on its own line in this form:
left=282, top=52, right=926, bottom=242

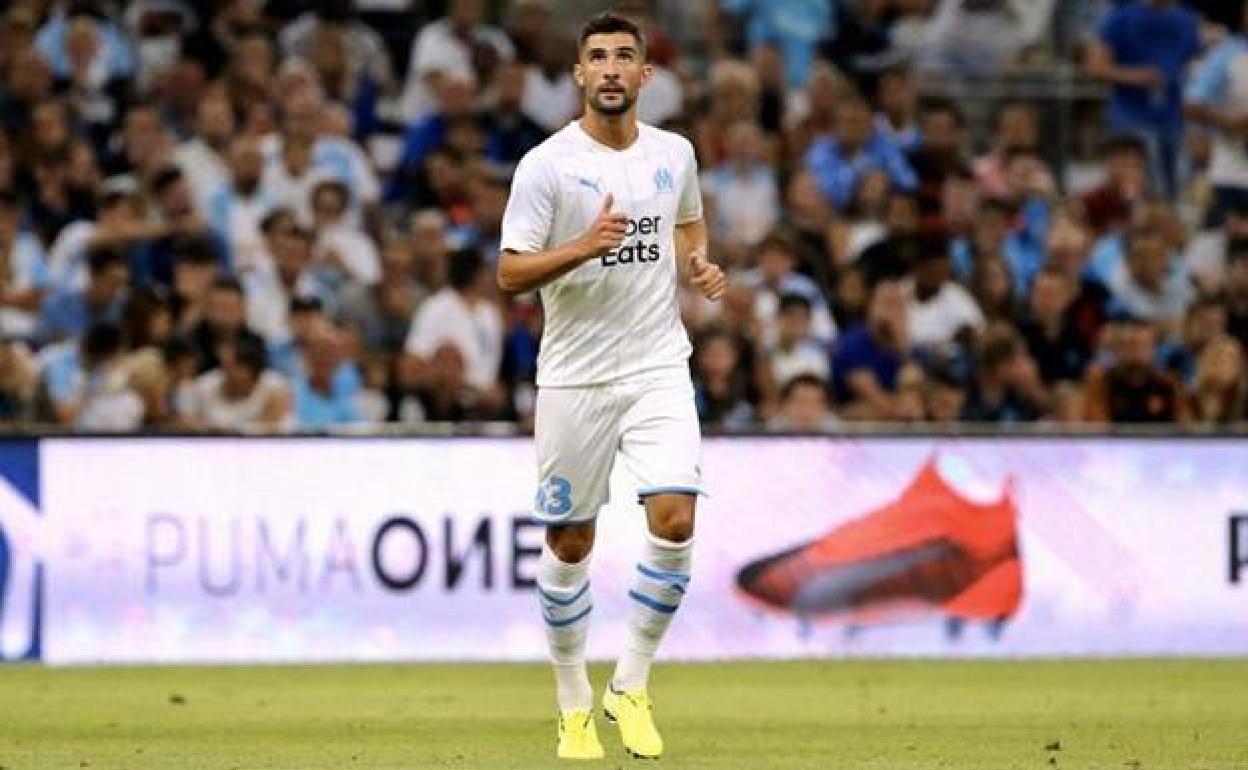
left=573, top=61, right=585, bottom=89
left=640, top=62, right=654, bottom=88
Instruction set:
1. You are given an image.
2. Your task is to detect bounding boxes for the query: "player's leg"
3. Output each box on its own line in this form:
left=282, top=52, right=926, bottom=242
left=533, top=384, right=618, bottom=759
left=606, top=369, right=703, bottom=758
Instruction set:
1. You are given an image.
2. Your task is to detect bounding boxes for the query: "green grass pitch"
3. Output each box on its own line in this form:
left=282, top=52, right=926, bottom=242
left=2, top=660, right=1246, bottom=769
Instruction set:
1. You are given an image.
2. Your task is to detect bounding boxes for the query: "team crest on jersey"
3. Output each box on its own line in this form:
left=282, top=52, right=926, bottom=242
left=654, top=167, right=674, bottom=194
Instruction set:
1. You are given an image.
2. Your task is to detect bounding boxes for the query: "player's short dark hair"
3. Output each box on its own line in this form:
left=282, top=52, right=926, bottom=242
left=577, top=12, right=646, bottom=59
left=448, top=248, right=485, bottom=291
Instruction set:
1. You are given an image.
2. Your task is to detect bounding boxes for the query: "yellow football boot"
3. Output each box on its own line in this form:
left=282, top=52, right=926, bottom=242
left=602, top=687, right=663, bottom=759
left=556, top=708, right=605, bottom=760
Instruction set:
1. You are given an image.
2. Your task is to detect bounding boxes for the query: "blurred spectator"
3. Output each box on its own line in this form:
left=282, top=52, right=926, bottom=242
left=46, top=177, right=154, bottom=293
left=1107, top=225, right=1195, bottom=328
left=702, top=121, right=780, bottom=255
left=1226, top=238, right=1248, bottom=347
left=912, top=0, right=1057, bottom=79
left=191, top=275, right=265, bottom=373
left=805, top=96, right=917, bottom=211
left=969, top=256, right=1017, bottom=323
left=401, top=0, right=514, bottom=122
left=311, top=179, right=381, bottom=288
left=0, top=46, right=54, bottom=136
left=183, top=332, right=292, bottom=432
left=720, top=0, right=834, bottom=89
left=1086, top=0, right=1201, bottom=198
left=1018, top=266, right=1090, bottom=385
left=692, top=326, right=756, bottom=429
left=856, top=193, right=922, bottom=286
left=40, top=321, right=144, bottom=431
left=400, top=248, right=503, bottom=415
left=1080, top=135, right=1149, bottom=236
left=387, top=70, right=478, bottom=205
left=0, top=188, right=50, bottom=343
left=906, top=98, right=968, bottom=215
left=874, top=65, right=921, bottom=153
left=831, top=278, right=911, bottom=419
left=523, top=34, right=578, bottom=133
left=144, top=166, right=216, bottom=287
left=204, top=134, right=274, bottom=273
left=38, top=245, right=128, bottom=345
left=741, top=232, right=836, bottom=346
left=695, top=59, right=759, bottom=165
left=281, top=0, right=394, bottom=121
left=1162, top=296, right=1228, bottom=384
left=261, top=85, right=381, bottom=232
left=904, top=236, right=985, bottom=350
left=246, top=209, right=333, bottom=345
left=961, top=322, right=1049, bottom=422
left=766, top=293, right=830, bottom=388
left=0, top=337, right=38, bottom=421
left=768, top=372, right=838, bottom=432
left=1084, top=316, right=1187, bottom=423
left=1187, top=334, right=1247, bottom=424
left=292, top=323, right=360, bottom=429
left=975, top=101, right=1056, bottom=201
left=484, top=60, right=546, bottom=169
left=175, top=88, right=236, bottom=216
left=1186, top=2, right=1248, bottom=228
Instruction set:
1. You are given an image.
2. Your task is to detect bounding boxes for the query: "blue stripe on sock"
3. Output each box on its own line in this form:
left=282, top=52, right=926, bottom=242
left=628, top=590, right=678, bottom=614
left=637, top=563, right=690, bottom=586
left=544, top=604, right=593, bottom=627
left=537, top=581, right=590, bottom=608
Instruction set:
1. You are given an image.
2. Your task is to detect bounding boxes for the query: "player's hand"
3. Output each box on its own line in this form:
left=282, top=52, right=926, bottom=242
left=689, top=250, right=726, bottom=301
left=578, top=193, right=629, bottom=259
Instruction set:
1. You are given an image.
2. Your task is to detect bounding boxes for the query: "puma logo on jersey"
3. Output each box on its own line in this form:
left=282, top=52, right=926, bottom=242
left=576, top=176, right=602, bottom=194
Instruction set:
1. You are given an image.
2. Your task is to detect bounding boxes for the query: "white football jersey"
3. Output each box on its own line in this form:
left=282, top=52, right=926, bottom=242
left=501, top=121, right=703, bottom=387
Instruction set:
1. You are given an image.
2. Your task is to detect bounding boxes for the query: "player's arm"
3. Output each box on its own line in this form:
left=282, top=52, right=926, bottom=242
left=674, top=218, right=724, bottom=301
left=498, top=194, right=627, bottom=294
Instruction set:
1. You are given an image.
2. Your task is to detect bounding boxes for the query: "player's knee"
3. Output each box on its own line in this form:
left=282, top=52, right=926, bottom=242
left=647, top=499, right=695, bottom=543
left=546, top=523, right=596, bottom=563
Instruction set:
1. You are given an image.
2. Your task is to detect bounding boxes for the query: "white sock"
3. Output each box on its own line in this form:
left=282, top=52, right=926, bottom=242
left=612, top=532, right=692, bottom=693
left=536, top=543, right=594, bottom=711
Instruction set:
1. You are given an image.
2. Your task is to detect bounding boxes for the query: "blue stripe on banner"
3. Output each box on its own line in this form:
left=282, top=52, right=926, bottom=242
left=636, top=564, right=691, bottom=586
left=636, top=486, right=704, bottom=499
left=544, top=604, right=593, bottom=628
left=538, top=581, right=590, bottom=608
left=628, top=590, right=678, bottom=614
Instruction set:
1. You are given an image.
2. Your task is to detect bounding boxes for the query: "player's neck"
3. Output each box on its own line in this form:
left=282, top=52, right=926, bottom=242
left=579, top=111, right=639, bottom=152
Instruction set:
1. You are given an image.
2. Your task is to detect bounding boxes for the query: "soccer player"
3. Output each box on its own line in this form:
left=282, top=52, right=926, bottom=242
left=497, top=11, right=726, bottom=761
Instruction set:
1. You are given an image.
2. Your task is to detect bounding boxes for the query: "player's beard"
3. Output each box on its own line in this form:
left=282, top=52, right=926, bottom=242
left=588, top=85, right=636, bottom=117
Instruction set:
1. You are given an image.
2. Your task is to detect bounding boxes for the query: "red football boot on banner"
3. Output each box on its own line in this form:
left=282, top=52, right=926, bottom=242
left=736, top=457, right=1022, bottom=626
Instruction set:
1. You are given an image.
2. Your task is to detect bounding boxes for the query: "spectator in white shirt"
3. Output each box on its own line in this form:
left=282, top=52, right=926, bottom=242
left=0, top=189, right=49, bottom=343
left=702, top=121, right=781, bottom=255
left=400, top=248, right=503, bottom=412
left=175, top=87, right=235, bottom=217
left=523, top=34, right=578, bottom=132
left=245, top=209, right=333, bottom=346
left=183, top=332, right=292, bottom=432
left=400, top=0, right=515, bottom=122
left=767, top=293, right=831, bottom=388
left=904, top=236, right=986, bottom=350
left=310, top=179, right=381, bottom=288
left=205, top=134, right=275, bottom=275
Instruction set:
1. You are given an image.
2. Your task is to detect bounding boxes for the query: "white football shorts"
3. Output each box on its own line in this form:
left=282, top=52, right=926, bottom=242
left=532, top=365, right=704, bottom=525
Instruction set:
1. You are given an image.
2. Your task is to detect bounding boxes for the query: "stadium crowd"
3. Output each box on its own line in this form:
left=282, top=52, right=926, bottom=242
left=0, top=0, right=1246, bottom=433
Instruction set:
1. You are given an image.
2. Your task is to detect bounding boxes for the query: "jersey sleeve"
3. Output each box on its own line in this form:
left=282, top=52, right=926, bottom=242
left=676, top=138, right=703, bottom=225
left=500, top=153, right=556, bottom=253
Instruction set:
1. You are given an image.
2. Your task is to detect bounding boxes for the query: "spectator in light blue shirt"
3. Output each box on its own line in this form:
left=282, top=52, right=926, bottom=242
left=1185, top=2, right=1248, bottom=227
left=1086, top=0, right=1201, bottom=198
left=805, top=97, right=917, bottom=211
left=35, top=7, right=134, bottom=84
left=293, top=325, right=361, bottom=430
left=38, top=246, right=128, bottom=347
left=720, top=0, right=834, bottom=89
